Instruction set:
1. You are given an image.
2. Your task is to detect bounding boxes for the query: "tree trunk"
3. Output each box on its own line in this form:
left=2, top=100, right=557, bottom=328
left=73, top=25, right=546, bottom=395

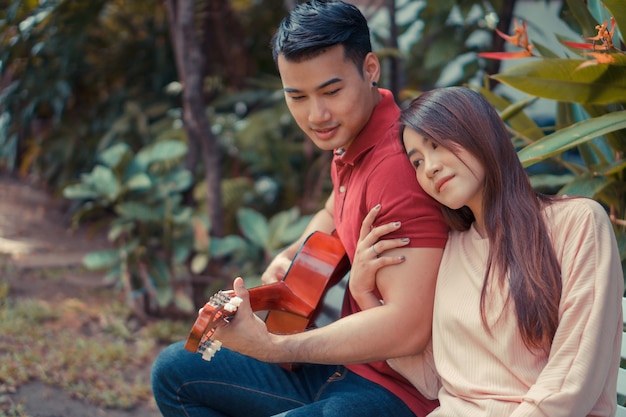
left=164, top=0, right=224, bottom=237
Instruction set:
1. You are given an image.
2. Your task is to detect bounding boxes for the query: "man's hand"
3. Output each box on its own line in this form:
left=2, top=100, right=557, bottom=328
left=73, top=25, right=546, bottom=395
left=261, top=252, right=293, bottom=285
left=213, top=277, right=279, bottom=362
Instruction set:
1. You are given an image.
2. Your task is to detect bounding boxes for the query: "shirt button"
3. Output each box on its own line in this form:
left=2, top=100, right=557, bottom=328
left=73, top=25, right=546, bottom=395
left=339, top=185, right=346, bottom=193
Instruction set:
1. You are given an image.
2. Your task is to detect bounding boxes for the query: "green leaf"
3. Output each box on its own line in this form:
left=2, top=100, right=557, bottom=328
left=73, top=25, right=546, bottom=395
left=91, top=165, right=121, bottom=201
left=134, top=140, right=187, bottom=170
left=518, top=110, right=626, bottom=166
left=602, top=158, right=626, bottom=175
left=528, top=173, right=576, bottom=191
left=267, top=207, right=300, bottom=249
left=532, top=40, right=560, bottom=59
left=237, top=207, right=269, bottom=249
left=602, top=0, right=626, bottom=42
left=558, top=174, right=613, bottom=197
left=280, top=215, right=313, bottom=246
left=477, top=87, right=544, bottom=142
left=98, top=143, right=131, bottom=168
left=566, top=0, right=603, bottom=38
left=83, top=249, right=121, bottom=270
left=62, top=183, right=98, bottom=200
left=161, top=169, right=193, bottom=194
left=492, top=59, right=626, bottom=105
left=124, top=172, right=152, bottom=191
left=210, top=235, right=248, bottom=258
left=107, top=221, right=134, bottom=241
left=115, top=201, right=161, bottom=221
left=155, top=285, right=173, bottom=307
left=174, top=291, right=194, bottom=313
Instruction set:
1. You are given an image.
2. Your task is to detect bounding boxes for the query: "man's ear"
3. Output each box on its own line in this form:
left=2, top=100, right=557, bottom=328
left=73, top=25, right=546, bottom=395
left=363, top=52, right=381, bottom=85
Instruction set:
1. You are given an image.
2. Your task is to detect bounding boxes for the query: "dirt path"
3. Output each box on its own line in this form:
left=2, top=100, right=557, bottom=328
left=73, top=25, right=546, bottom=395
left=0, top=174, right=162, bottom=417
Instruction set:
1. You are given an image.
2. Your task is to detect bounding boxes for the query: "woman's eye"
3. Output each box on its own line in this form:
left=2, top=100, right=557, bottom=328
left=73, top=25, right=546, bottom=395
left=431, top=142, right=438, bottom=150
left=412, top=159, right=423, bottom=169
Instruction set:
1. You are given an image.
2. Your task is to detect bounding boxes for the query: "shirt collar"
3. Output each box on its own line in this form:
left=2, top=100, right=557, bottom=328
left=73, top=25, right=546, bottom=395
left=334, top=89, right=400, bottom=166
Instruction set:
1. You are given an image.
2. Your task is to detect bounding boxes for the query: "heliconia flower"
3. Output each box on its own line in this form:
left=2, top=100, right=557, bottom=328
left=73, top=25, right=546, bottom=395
left=574, top=52, right=617, bottom=70
left=586, top=52, right=616, bottom=64
left=479, top=19, right=534, bottom=60
left=495, top=19, right=530, bottom=49
left=561, top=41, right=602, bottom=51
left=478, top=49, right=534, bottom=59
left=567, top=17, right=617, bottom=52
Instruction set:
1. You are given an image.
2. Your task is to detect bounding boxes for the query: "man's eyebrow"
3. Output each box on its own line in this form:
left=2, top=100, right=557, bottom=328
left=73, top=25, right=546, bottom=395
left=283, top=77, right=342, bottom=93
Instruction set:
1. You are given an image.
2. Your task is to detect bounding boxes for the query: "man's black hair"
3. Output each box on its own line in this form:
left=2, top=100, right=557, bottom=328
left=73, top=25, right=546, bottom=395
left=271, top=0, right=372, bottom=74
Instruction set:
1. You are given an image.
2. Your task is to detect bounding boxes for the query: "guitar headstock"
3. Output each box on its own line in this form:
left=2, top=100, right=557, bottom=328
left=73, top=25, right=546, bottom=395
left=183, top=291, right=243, bottom=361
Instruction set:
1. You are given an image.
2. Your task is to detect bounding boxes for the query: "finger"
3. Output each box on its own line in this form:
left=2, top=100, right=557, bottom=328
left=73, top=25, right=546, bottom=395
left=359, top=203, right=381, bottom=239
left=366, top=222, right=403, bottom=248
left=372, top=237, right=410, bottom=255
left=371, top=254, right=406, bottom=270
left=233, top=277, right=248, bottom=298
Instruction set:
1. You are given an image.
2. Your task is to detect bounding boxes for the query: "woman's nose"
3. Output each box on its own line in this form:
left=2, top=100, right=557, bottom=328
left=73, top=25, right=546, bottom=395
left=425, top=158, right=441, bottom=178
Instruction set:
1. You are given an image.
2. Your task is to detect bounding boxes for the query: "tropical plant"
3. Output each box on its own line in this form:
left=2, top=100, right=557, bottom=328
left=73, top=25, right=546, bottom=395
left=371, top=0, right=518, bottom=96
left=0, top=0, right=177, bottom=186
left=63, top=118, right=197, bottom=318
left=476, top=0, right=626, bottom=280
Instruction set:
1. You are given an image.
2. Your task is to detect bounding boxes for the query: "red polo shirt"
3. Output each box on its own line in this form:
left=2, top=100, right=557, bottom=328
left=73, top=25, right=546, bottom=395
left=332, top=89, right=448, bottom=416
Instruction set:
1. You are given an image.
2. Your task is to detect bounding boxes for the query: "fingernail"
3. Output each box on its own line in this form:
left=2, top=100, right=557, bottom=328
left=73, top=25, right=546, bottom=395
left=399, top=256, right=406, bottom=261
left=374, top=204, right=381, bottom=210
left=393, top=221, right=401, bottom=227
left=401, top=237, right=409, bottom=242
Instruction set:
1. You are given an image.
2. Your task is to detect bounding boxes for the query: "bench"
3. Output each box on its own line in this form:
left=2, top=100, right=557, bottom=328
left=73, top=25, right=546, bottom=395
left=616, top=298, right=626, bottom=416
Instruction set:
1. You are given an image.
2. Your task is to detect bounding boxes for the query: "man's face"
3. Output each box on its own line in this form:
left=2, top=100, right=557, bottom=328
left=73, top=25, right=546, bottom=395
left=277, top=45, right=378, bottom=151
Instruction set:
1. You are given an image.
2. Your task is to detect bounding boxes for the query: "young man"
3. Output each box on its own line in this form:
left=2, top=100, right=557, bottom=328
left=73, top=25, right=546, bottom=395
left=151, top=1, right=448, bottom=416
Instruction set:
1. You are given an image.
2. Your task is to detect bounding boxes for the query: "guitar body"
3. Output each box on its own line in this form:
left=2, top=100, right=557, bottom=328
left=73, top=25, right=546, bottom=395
left=184, top=231, right=350, bottom=366
left=262, top=231, right=349, bottom=335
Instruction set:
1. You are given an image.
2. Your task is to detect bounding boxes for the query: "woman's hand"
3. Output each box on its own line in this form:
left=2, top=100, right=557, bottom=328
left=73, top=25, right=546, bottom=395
left=349, top=204, right=409, bottom=310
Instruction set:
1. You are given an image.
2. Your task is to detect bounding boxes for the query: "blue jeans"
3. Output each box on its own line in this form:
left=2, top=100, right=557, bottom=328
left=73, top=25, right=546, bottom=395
left=151, top=341, right=416, bottom=417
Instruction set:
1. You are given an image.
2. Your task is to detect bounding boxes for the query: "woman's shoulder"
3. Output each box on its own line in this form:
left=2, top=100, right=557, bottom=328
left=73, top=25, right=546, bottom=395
left=544, top=196, right=608, bottom=221
left=543, top=196, right=612, bottom=240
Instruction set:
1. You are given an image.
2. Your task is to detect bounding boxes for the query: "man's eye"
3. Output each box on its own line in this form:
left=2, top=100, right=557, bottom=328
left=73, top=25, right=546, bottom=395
left=325, top=89, right=340, bottom=96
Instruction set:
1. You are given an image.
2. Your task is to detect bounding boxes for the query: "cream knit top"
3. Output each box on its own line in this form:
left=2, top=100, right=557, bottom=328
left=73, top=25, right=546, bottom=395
left=428, top=198, right=623, bottom=417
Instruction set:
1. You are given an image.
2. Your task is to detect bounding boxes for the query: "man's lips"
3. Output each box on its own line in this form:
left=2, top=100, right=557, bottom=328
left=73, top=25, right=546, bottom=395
left=312, top=126, right=339, bottom=140
left=435, top=175, right=453, bottom=193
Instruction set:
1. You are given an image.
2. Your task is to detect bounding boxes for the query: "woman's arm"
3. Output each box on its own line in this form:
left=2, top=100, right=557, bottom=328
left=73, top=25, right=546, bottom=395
left=349, top=204, right=409, bottom=309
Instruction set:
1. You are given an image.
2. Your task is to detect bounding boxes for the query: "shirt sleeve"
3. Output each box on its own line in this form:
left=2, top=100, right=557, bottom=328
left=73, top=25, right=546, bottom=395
left=510, top=199, right=623, bottom=417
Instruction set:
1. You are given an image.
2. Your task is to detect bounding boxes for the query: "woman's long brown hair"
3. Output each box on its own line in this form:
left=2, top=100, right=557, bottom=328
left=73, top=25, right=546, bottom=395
left=400, top=86, right=562, bottom=351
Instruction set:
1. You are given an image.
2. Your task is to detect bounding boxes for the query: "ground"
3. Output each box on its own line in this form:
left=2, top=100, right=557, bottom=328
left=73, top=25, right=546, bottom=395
left=0, top=174, right=165, bottom=417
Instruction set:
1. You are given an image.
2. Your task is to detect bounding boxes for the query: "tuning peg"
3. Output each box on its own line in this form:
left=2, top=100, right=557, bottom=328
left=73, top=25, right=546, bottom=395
left=201, top=339, right=223, bottom=361
left=224, top=296, right=243, bottom=312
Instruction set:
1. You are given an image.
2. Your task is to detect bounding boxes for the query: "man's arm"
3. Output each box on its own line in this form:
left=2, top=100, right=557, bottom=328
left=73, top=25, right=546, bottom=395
left=261, top=192, right=336, bottom=284
left=217, top=244, right=442, bottom=364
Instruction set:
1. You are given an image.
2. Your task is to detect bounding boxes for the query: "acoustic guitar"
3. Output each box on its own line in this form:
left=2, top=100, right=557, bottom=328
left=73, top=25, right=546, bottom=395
left=184, top=231, right=350, bottom=365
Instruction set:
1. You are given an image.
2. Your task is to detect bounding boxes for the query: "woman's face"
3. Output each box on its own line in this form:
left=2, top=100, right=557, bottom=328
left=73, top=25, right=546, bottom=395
left=403, top=127, right=485, bottom=216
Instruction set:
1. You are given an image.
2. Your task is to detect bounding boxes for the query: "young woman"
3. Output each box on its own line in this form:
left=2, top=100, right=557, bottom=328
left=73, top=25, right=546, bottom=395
left=349, top=86, right=623, bottom=417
